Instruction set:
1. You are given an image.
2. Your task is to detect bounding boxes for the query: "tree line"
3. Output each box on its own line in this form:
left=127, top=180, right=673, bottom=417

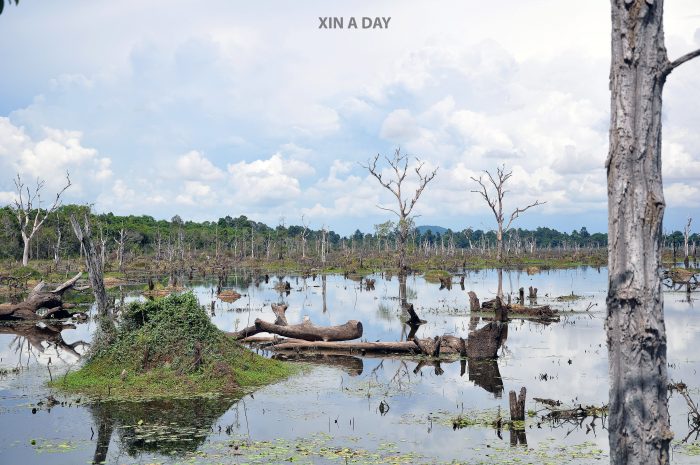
left=0, top=202, right=697, bottom=264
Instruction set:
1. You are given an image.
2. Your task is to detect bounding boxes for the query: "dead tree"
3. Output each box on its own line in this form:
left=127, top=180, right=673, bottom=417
left=607, top=2, right=700, bottom=464
left=684, top=217, right=692, bottom=268
left=471, top=166, right=544, bottom=264
left=471, top=166, right=543, bottom=298
left=70, top=214, right=110, bottom=317
left=300, top=215, right=310, bottom=259
left=113, top=227, right=127, bottom=272
left=362, top=149, right=438, bottom=272
left=11, top=173, right=71, bottom=266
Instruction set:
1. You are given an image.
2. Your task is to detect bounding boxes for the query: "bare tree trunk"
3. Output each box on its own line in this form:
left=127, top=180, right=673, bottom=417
left=21, top=234, right=30, bottom=266
left=70, top=214, right=110, bottom=318
left=605, top=1, right=699, bottom=463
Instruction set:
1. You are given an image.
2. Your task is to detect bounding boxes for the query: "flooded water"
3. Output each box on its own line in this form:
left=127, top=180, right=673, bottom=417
left=1, top=267, right=699, bottom=464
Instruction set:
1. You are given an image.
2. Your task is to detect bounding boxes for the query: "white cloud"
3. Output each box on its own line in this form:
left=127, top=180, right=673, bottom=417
left=0, top=117, right=111, bottom=199
left=176, top=150, right=225, bottom=181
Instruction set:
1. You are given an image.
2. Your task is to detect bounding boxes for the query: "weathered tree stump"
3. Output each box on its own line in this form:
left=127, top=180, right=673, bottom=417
left=468, top=291, right=480, bottom=312
left=509, top=386, right=527, bottom=422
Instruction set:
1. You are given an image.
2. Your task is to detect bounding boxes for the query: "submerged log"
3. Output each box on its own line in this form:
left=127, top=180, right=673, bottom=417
left=0, top=273, right=83, bottom=321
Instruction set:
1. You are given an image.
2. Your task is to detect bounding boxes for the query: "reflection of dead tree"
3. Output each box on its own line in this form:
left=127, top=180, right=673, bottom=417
left=534, top=397, right=608, bottom=437
left=0, top=273, right=83, bottom=320
left=362, top=148, right=438, bottom=272
left=12, top=172, right=72, bottom=266
left=669, top=382, right=700, bottom=442
left=0, top=323, right=89, bottom=359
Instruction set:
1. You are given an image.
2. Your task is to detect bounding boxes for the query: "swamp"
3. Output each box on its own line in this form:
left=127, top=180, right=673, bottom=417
left=1, top=265, right=699, bottom=464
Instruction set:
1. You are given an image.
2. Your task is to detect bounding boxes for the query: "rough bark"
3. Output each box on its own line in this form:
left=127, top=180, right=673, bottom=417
left=0, top=273, right=83, bottom=320
left=605, top=1, right=699, bottom=463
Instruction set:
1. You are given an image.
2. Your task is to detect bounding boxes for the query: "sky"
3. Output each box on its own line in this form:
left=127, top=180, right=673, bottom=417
left=0, top=1, right=698, bottom=235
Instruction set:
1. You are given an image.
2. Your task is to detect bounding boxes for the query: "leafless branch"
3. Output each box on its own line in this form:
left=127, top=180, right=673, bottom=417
left=664, top=48, right=700, bottom=77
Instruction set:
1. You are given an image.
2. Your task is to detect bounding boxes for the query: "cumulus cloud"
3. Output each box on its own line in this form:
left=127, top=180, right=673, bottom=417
left=176, top=150, right=225, bottom=181
left=0, top=117, right=111, bottom=197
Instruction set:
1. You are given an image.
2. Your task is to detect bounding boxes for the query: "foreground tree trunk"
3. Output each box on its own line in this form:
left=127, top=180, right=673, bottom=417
left=607, top=1, right=699, bottom=463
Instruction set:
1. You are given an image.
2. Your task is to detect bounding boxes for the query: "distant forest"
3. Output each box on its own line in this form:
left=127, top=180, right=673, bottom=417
left=0, top=205, right=696, bottom=262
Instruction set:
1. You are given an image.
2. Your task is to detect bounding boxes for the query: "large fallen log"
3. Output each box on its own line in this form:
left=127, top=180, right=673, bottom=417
left=229, top=314, right=363, bottom=342
left=0, top=273, right=83, bottom=321
left=269, top=340, right=422, bottom=355
left=266, top=321, right=507, bottom=358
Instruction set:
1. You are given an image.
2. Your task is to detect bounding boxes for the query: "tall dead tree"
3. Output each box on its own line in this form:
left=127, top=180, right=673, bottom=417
left=471, top=165, right=543, bottom=298
left=683, top=217, right=692, bottom=268
left=300, top=215, right=310, bottom=259
left=471, top=166, right=544, bottom=264
left=12, top=173, right=71, bottom=266
left=70, top=213, right=109, bottom=318
left=113, top=227, right=127, bottom=272
left=363, top=149, right=438, bottom=271
left=607, top=2, right=700, bottom=464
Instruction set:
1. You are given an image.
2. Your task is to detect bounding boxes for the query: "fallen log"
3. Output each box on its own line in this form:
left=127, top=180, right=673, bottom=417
left=0, top=273, right=83, bottom=321
left=230, top=316, right=363, bottom=342
left=254, top=318, right=362, bottom=342
left=267, top=322, right=506, bottom=358
left=270, top=340, right=422, bottom=355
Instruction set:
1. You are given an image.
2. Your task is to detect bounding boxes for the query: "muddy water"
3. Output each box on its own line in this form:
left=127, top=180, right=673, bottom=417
left=1, top=267, right=699, bottom=464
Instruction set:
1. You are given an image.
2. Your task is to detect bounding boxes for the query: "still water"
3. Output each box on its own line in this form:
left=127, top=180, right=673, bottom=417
left=0, top=267, right=698, bottom=464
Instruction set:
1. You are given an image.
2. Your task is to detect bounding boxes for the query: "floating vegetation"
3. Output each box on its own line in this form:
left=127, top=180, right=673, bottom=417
left=555, top=292, right=584, bottom=302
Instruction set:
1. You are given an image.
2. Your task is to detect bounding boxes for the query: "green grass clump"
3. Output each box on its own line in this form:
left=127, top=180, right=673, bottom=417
left=423, top=269, right=451, bottom=283
left=52, top=293, right=294, bottom=399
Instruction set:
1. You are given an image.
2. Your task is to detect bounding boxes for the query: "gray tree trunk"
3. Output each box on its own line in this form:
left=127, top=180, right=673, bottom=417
left=70, top=214, right=110, bottom=317
left=605, top=1, right=699, bottom=463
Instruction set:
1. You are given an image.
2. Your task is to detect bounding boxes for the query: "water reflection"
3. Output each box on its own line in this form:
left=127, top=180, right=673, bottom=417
left=1, top=267, right=699, bottom=465
left=0, top=322, right=89, bottom=361
left=88, top=396, right=239, bottom=463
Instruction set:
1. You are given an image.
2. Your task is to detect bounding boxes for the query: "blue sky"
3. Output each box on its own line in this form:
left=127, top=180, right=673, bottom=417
left=0, top=0, right=699, bottom=235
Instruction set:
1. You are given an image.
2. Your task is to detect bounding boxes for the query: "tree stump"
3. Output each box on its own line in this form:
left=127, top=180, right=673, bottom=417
left=509, top=386, right=526, bottom=422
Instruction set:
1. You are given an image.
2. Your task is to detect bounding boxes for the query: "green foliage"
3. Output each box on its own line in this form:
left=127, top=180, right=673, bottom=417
left=10, top=265, right=41, bottom=279
left=53, top=293, right=294, bottom=399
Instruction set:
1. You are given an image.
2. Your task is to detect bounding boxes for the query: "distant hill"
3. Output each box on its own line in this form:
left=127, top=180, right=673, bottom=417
left=415, top=225, right=448, bottom=235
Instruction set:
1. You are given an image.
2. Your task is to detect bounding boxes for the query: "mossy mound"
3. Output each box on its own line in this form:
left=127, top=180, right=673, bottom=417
left=52, top=293, right=294, bottom=399
left=423, top=269, right=451, bottom=283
